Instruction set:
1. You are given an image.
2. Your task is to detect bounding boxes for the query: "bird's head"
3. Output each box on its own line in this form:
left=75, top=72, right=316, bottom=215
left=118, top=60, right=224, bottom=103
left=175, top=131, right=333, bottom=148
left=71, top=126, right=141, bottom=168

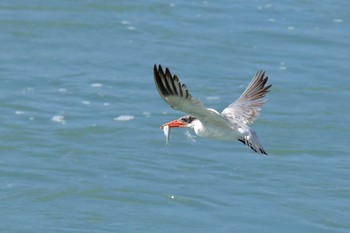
left=160, top=115, right=197, bottom=129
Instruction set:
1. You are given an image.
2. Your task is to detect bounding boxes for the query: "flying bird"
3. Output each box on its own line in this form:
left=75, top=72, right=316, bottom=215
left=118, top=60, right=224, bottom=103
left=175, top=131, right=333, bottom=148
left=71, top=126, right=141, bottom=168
left=153, top=64, right=271, bottom=155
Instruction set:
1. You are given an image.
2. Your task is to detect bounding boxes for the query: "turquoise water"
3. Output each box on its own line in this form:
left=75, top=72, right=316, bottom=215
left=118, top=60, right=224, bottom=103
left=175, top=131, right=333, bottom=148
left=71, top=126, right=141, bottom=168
left=1, top=1, right=349, bottom=232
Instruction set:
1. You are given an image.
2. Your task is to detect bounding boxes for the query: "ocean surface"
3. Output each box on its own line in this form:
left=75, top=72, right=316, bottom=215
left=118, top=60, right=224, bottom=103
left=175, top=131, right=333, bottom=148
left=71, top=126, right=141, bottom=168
left=0, top=0, right=349, bottom=232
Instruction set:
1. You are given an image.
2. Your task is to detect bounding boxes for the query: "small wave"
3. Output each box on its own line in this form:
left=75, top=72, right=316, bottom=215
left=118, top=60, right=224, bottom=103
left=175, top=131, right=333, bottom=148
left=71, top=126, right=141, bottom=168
left=121, top=20, right=131, bottom=25
left=142, top=111, right=151, bottom=118
left=333, top=18, right=343, bottom=23
left=206, top=96, right=220, bottom=101
left=280, top=62, right=287, bottom=70
left=15, top=111, right=25, bottom=115
left=114, top=115, right=135, bottom=121
left=91, top=83, right=103, bottom=88
left=51, top=115, right=66, bottom=124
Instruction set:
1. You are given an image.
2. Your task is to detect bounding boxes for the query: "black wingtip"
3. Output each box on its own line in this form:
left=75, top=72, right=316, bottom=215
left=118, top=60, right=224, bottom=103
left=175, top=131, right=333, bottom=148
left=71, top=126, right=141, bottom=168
left=257, top=69, right=272, bottom=94
left=158, top=64, right=164, bottom=74
left=265, top=84, right=272, bottom=92
left=260, top=70, right=272, bottom=90
left=237, top=139, right=268, bottom=155
left=153, top=64, right=169, bottom=97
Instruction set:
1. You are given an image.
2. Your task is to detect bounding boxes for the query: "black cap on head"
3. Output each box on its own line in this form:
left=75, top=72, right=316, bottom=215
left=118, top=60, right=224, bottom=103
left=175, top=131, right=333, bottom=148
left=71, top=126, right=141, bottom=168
left=179, top=115, right=196, bottom=123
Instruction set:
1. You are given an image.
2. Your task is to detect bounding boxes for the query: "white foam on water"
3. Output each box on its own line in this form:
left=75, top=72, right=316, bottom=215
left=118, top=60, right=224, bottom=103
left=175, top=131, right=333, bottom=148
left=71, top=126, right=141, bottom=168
left=121, top=20, right=131, bottom=25
left=58, top=88, right=67, bottom=93
left=15, top=111, right=25, bottom=115
left=121, top=20, right=136, bottom=30
left=81, top=100, right=90, bottom=105
left=51, top=115, right=66, bottom=124
left=142, top=111, right=151, bottom=118
left=103, top=102, right=110, bottom=106
left=91, top=83, right=103, bottom=88
left=280, top=62, right=287, bottom=70
left=206, top=96, right=220, bottom=101
left=258, top=4, right=272, bottom=10
left=333, top=18, right=343, bottom=23
left=114, top=115, right=135, bottom=121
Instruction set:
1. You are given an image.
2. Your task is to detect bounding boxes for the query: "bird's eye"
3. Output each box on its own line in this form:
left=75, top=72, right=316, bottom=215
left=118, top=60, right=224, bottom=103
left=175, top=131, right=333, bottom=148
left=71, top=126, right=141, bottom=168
left=181, top=117, right=187, bottom=122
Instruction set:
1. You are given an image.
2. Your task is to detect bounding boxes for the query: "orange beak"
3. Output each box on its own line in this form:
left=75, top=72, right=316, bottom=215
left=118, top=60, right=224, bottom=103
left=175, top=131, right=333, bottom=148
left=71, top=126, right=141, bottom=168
left=160, top=120, right=185, bottom=129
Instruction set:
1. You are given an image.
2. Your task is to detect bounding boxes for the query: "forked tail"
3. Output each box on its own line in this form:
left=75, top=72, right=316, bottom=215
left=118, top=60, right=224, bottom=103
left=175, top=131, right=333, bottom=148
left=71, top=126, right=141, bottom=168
left=238, top=129, right=267, bottom=155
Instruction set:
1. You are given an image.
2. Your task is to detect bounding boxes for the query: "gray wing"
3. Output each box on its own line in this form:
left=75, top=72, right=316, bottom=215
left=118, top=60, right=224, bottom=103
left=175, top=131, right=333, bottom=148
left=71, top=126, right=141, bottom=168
left=154, top=64, right=227, bottom=126
left=222, top=70, right=271, bottom=125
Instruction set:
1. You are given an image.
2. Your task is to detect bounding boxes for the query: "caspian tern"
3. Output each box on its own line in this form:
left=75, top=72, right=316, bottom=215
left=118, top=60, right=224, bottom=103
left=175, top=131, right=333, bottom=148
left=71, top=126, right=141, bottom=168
left=153, top=64, right=271, bottom=155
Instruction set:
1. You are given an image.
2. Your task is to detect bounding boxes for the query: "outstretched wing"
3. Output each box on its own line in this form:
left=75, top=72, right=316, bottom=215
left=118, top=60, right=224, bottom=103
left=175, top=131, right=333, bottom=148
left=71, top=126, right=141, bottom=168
left=222, top=70, right=271, bottom=125
left=153, top=64, right=227, bottom=126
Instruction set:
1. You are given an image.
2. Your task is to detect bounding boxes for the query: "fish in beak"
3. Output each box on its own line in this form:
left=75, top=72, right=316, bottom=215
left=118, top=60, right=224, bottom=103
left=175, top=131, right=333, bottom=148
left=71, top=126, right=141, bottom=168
left=160, top=119, right=185, bottom=145
left=159, top=115, right=196, bottom=145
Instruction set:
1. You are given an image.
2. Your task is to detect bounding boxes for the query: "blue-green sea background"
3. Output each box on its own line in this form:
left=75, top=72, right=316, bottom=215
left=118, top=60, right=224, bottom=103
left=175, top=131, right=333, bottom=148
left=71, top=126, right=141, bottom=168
left=1, top=1, right=349, bottom=232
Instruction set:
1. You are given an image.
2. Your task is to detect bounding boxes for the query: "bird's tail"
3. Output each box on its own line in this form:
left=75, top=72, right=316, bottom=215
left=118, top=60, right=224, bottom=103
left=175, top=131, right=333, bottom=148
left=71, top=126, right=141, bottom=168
left=238, top=129, right=267, bottom=155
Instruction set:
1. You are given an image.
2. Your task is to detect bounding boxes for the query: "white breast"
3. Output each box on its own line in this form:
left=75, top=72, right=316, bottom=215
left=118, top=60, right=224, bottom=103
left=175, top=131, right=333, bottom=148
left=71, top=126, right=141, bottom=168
left=192, top=120, right=241, bottom=140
